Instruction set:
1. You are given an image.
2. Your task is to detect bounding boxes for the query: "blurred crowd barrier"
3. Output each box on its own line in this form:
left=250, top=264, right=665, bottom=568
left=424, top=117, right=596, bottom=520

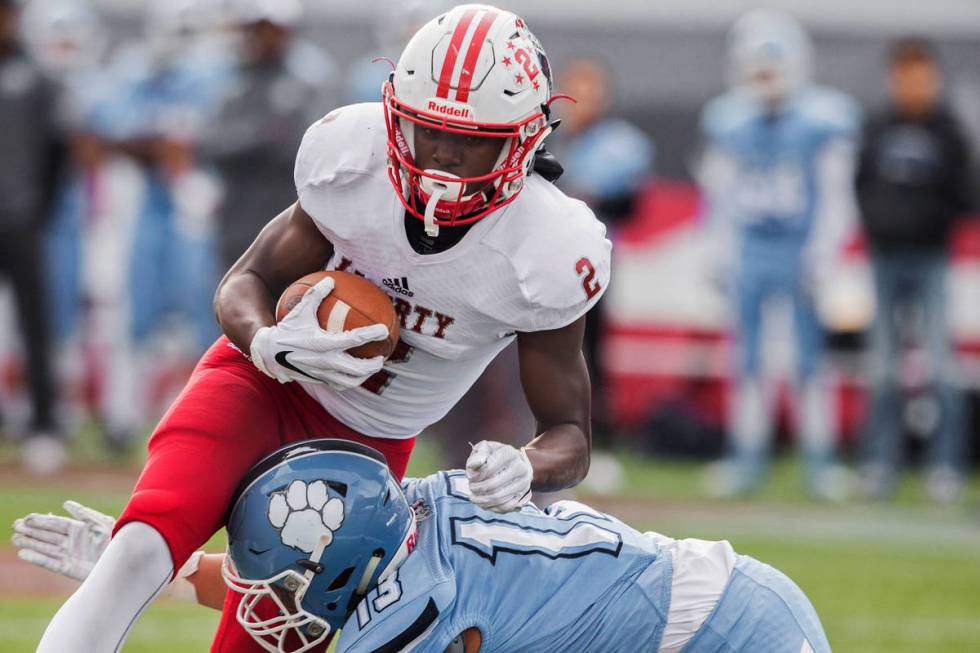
left=0, top=0, right=977, bottom=500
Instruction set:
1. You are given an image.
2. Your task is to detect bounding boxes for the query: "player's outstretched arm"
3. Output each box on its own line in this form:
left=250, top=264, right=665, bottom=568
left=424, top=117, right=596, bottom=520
left=465, top=316, right=592, bottom=512
left=12, top=503, right=228, bottom=610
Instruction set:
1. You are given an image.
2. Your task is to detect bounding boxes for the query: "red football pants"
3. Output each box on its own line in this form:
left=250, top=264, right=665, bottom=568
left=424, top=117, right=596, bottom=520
left=113, top=337, right=415, bottom=653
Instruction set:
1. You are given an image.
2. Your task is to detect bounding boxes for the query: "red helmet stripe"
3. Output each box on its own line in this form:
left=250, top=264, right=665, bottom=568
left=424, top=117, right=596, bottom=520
left=454, top=10, right=499, bottom=103
left=435, top=7, right=478, bottom=99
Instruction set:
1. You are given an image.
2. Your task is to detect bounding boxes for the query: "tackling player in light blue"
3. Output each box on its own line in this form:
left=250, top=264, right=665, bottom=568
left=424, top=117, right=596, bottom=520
left=340, top=469, right=828, bottom=653
left=14, top=439, right=831, bottom=652
left=698, top=9, right=860, bottom=499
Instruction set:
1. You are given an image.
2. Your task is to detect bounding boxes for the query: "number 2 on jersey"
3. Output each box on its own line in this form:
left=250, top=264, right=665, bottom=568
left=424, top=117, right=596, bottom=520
left=576, top=257, right=601, bottom=299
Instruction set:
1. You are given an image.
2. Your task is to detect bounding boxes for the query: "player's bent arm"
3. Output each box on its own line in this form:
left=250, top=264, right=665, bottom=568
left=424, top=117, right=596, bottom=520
left=517, top=315, right=592, bottom=492
left=214, top=201, right=335, bottom=354
left=185, top=553, right=229, bottom=610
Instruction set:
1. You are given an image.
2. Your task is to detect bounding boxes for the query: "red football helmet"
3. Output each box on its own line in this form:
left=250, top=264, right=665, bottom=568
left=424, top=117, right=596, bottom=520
left=383, top=4, right=554, bottom=235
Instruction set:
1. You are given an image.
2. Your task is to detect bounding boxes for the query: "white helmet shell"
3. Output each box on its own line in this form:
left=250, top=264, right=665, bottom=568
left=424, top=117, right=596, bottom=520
left=393, top=4, right=551, bottom=126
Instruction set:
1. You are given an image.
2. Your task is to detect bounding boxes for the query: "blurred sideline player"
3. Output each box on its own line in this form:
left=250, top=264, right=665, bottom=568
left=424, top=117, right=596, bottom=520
left=698, top=10, right=859, bottom=500
left=46, top=0, right=232, bottom=449
left=200, top=0, right=339, bottom=272
left=24, top=0, right=111, bottom=450
left=35, top=5, right=610, bottom=653
left=0, top=0, right=66, bottom=473
left=345, top=0, right=441, bottom=105
left=15, top=439, right=832, bottom=653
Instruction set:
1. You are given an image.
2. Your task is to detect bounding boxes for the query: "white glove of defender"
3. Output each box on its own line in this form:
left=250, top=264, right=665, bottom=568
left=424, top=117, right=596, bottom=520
left=12, top=501, right=204, bottom=602
left=465, top=441, right=534, bottom=513
left=11, top=500, right=114, bottom=581
left=250, top=276, right=389, bottom=390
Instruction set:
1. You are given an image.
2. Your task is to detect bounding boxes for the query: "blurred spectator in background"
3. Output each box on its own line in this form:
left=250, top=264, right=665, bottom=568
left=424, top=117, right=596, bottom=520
left=856, top=38, right=974, bottom=503
left=346, top=0, right=437, bottom=104
left=200, top=0, right=337, bottom=271
left=553, top=57, right=654, bottom=449
left=22, top=0, right=113, bottom=445
left=0, top=0, right=64, bottom=473
left=79, top=0, right=228, bottom=449
left=698, top=10, right=859, bottom=500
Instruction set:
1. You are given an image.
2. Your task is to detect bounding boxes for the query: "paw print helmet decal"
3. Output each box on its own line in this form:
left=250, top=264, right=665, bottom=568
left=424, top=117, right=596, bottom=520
left=223, top=439, right=417, bottom=653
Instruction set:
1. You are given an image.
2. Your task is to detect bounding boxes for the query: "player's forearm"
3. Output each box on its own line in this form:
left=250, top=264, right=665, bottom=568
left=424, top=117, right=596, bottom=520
left=525, top=423, right=591, bottom=492
left=214, top=203, right=335, bottom=353
left=215, top=267, right=278, bottom=353
left=183, top=553, right=228, bottom=611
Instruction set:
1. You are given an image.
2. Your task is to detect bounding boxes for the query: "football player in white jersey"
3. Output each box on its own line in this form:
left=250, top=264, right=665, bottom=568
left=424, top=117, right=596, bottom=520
left=35, top=5, right=612, bottom=653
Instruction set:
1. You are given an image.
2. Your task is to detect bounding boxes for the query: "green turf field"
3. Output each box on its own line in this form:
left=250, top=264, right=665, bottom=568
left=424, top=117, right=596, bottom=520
left=2, top=439, right=979, bottom=652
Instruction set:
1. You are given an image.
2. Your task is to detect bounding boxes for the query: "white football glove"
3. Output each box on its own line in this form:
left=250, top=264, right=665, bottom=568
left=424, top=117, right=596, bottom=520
left=465, top=441, right=534, bottom=513
left=11, top=500, right=114, bottom=581
left=250, top=276, right=389, bottom=390
left=12, top=501, right=204, bottom=602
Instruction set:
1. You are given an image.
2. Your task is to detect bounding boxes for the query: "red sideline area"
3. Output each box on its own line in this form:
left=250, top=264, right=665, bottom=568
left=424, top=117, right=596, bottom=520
left=605, top=180, right=980, bottom=442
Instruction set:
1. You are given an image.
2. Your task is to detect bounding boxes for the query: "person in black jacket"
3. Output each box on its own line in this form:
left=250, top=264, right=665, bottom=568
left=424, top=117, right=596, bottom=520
left=856, top=37, right=974, bottom=502
left=0, top=0, right=64, bottom=474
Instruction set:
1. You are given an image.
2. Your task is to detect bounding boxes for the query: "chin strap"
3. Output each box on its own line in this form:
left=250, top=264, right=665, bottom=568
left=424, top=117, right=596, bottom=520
left=420, top=170, right=469, bottom=237
left=423, top=185, right=445, bottom=237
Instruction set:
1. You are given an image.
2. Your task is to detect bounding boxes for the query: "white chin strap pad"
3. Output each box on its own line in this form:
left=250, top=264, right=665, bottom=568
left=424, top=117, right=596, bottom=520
left=420, top=170, right=466, bottom=237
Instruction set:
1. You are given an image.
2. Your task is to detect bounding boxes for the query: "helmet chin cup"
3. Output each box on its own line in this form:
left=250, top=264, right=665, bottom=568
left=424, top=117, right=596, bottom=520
left=420, top=171, right=465, bottom=237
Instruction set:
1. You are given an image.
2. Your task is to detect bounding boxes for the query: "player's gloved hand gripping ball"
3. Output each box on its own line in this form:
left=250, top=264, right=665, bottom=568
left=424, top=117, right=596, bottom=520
left=250, top=271, right=399, bottom=390
left=465, top=441, right=534, bottom=513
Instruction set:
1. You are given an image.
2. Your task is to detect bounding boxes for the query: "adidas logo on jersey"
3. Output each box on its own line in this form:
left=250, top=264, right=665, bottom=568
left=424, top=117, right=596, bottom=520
left=382, top=277, right=414, bottom=298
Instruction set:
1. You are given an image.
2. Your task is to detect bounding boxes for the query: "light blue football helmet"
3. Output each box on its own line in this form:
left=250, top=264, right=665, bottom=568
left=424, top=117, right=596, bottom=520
left=223, top=439, right=417, bottom=653
left=727, top=8, right=813, bottom=104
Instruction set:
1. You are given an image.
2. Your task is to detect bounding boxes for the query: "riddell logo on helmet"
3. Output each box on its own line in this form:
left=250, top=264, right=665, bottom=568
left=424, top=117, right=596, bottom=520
left=427, top=99, right=473, bottom=119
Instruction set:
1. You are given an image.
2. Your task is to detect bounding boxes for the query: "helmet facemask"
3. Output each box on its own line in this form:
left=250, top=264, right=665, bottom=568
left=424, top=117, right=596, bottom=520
left=221, top=551, right=331, bottom=653
left=383, top=80, right=550, bottom=236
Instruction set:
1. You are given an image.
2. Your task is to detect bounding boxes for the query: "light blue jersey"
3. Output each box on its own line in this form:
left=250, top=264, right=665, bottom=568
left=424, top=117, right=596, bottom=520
left=701, top=85, right=859, bottom=264
left=560, top=118, right=654, bottom=202
left=336, top=471, right=831, bottom=653
left=337, top=470, right=673, bottom=653
left=89, top=42, right=232, bottom=351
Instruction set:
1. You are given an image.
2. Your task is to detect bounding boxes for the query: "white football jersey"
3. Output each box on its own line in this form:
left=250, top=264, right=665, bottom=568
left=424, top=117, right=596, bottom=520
left=294, top=103, right=611, bottom=438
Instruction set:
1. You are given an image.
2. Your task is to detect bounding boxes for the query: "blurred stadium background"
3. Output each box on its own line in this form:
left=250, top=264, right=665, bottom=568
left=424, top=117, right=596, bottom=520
left=1, top=0, right=979, bottom=651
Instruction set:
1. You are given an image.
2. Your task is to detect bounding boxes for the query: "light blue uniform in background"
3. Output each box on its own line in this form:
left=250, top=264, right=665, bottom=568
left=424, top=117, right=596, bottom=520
left=44, top=67, right=114, bottom=343
left=700, top=86, right=858, bottom=380
left=559, top=118, right=654, bottom=208
left=89, top=42, right=232, bottom=351
left=700, top=86, right=859, bottom=493
left=337, top=471, right=829, bottom=653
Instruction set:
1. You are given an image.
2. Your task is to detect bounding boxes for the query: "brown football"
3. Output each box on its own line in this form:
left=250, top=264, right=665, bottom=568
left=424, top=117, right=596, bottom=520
left=275, top=270, right=399, bottom=359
